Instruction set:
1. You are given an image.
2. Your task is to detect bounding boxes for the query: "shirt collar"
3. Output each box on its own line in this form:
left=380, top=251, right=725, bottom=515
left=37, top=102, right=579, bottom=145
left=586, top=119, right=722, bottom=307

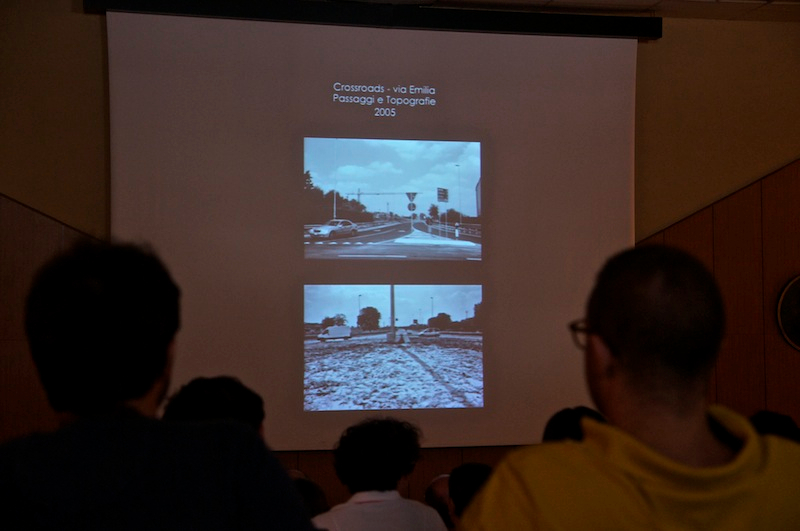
left=349, top=490, right=402, bottom=504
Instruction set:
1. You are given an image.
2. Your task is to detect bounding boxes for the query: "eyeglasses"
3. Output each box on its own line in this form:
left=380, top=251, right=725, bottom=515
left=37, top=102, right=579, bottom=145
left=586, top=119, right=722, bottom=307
left=568, top=319, right=590, bottom=350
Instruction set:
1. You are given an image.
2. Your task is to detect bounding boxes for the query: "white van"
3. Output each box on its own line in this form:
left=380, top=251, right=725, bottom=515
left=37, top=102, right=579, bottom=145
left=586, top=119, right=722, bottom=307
left=317, top=325, right=351, bottom=341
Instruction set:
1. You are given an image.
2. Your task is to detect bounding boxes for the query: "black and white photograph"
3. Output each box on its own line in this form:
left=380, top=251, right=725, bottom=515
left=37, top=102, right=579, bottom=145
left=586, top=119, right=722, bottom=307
left=304, top=138, right=482, bottom=261
left=304, top=284, right=484, bottom=411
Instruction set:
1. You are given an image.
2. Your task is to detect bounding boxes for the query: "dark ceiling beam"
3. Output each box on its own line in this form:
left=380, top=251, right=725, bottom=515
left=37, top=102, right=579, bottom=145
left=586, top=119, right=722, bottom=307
left=83, top=0, right=661, bottom=40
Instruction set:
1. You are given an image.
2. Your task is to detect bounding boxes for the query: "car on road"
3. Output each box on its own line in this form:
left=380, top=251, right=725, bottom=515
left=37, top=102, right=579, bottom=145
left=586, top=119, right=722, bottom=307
left=417, top=328, right=440, bottom=338
left=309, top=219, right=358, bottom=239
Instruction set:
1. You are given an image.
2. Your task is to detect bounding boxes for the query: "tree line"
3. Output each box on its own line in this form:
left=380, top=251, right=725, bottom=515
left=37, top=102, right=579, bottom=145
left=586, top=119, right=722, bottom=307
left=304, top=171, right=372, bottom=223
left=319, top=302, right=482, bottom=332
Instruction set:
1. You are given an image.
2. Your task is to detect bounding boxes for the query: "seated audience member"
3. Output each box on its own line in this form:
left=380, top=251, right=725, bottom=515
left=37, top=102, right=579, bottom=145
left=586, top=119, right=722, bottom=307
left=461, top=245, right=800, bottom=530
left=284, top=469, right=330, bottom=518
left=750, top=410, right=800, bottom=443
left=163, top=375, right=266, bottom=437
left=424, top=474, right=454, bottom=530
left=294, top=476, right=331, bottom=518
left=447, top=462, right=492, bottom=525
left=0, top=241, right=315, bottom=530
left=541, top=405, right=606, bottom=442
left=312, top=417, right=447, bottom=531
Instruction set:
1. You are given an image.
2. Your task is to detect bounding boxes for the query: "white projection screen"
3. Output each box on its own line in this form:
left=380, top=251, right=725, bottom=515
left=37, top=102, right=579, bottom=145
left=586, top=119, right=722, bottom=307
left=107, top=11, right=636, bottom=450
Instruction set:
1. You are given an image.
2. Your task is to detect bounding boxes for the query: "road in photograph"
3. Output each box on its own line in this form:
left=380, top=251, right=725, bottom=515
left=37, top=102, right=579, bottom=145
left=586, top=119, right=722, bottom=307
left=304, top=332, right=483, bottom=411
left=304, top=218, right=480, bottom=260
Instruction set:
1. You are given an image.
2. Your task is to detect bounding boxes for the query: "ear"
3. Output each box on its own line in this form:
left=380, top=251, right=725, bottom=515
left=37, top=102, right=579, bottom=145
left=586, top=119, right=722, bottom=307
left=127, top=340, right=177, bottom=418
left=584, top=334, right=617, bottom=414
left=164, top=340, right=176, bottom=377
left=587, top=334, right=616, bottom=378
left=154, top=340, right=176, bottom=410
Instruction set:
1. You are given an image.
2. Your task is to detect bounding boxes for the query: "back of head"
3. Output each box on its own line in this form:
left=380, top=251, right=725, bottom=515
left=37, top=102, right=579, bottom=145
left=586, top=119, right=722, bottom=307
left=333, top=417, right=421, bottom=493
left=542, top=406, right=606, bottom=442
left=24, top=241, right=180, bottom=415
left=162, top=376, right=265, bottom=432
left=587, top=245, right=724, bottom=395
left=449, top=462, right=493, bottom=518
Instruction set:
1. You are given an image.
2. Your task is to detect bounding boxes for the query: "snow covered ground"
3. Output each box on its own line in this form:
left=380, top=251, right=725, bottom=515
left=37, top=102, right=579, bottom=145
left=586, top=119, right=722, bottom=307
left=304, top=334, right=484, bottom=411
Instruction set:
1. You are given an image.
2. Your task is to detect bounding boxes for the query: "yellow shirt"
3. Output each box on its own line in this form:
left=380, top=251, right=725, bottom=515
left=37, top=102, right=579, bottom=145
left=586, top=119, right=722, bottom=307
left=461, top=406, right=800, bottom=530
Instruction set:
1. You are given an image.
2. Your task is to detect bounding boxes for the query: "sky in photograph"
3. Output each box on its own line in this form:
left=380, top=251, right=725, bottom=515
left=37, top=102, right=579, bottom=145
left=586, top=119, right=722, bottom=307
left=304, top=284, right=482, bottom=327
left=304, top=138, right=480, bottom=217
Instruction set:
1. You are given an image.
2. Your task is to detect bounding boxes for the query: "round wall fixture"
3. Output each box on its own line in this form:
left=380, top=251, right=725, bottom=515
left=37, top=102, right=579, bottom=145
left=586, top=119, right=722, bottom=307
left=777, top=276, right=800, bottom=351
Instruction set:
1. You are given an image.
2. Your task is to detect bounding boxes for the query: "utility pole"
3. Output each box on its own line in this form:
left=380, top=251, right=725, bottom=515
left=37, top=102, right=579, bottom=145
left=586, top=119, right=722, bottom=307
left=457, top=163, right=462, bottom=225
left=388, top=285, right=396, bottom=343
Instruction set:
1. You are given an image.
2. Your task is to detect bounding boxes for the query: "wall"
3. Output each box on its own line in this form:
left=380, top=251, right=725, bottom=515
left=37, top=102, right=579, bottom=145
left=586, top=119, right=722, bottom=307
left=639, top=159, right=800, bottom=423
left=636, top=18, right=800, bottom=240
left=0, top=0, right=108, bottom=239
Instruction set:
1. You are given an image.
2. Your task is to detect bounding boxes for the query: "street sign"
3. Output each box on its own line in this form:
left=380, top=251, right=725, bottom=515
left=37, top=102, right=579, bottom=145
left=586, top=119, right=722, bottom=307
left=437, top=187, right=448, bottom=202
left=406, top=192, right=417, bottom=202
left=408, top=203, right=416, bottom=212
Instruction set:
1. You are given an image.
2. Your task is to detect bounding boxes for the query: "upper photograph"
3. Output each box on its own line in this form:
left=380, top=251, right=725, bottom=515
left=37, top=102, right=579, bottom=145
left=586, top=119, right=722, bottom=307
left=304, top=137, right=482, bottom=261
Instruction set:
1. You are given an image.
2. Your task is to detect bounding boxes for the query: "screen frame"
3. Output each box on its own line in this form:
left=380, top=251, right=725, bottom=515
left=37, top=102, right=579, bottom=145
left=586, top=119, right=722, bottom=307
left=85, top=0, right=661, bottom=41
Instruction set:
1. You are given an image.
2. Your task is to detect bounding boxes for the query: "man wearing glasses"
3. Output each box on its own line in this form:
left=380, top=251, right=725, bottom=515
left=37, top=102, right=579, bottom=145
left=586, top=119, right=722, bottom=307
left=462, top=245, right=800, bottom=529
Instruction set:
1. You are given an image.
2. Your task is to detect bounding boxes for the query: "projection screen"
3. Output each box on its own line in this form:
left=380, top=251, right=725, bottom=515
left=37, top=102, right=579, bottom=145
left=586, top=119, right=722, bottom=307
left=107, top=11, right=636, bottom=450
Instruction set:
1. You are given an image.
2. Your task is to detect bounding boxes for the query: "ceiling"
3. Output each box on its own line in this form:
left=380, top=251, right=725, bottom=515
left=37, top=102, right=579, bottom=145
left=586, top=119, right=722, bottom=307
left=423, top=0, right=800, bottom=22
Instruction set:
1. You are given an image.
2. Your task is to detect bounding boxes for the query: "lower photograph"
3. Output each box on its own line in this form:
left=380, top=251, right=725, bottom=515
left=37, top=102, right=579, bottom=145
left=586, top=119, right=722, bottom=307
left=303, top=284, right=484, bottom=411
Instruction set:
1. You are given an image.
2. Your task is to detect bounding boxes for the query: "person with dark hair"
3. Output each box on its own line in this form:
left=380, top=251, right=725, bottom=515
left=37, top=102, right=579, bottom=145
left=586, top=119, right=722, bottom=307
left=448, top=462, right=492, bottom=522
left=0, top=241, right=315, bottom=531
left=462, top=245, right=800, bottom=530
left=312, top=417, right=447, bottom=531
left=541, top=406, right=606, bottom=442
left=163, top=375, right=266, bottom=436
left=24, top=241, right=181, bottom=416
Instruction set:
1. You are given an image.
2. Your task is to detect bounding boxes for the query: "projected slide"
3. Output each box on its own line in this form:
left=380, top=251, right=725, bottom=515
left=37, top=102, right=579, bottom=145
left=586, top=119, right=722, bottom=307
left=108, top=10, right=636, bottom=448
left=304, top=284, right=484, bottom=411
left=304, top=138, right=481, bottom=261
